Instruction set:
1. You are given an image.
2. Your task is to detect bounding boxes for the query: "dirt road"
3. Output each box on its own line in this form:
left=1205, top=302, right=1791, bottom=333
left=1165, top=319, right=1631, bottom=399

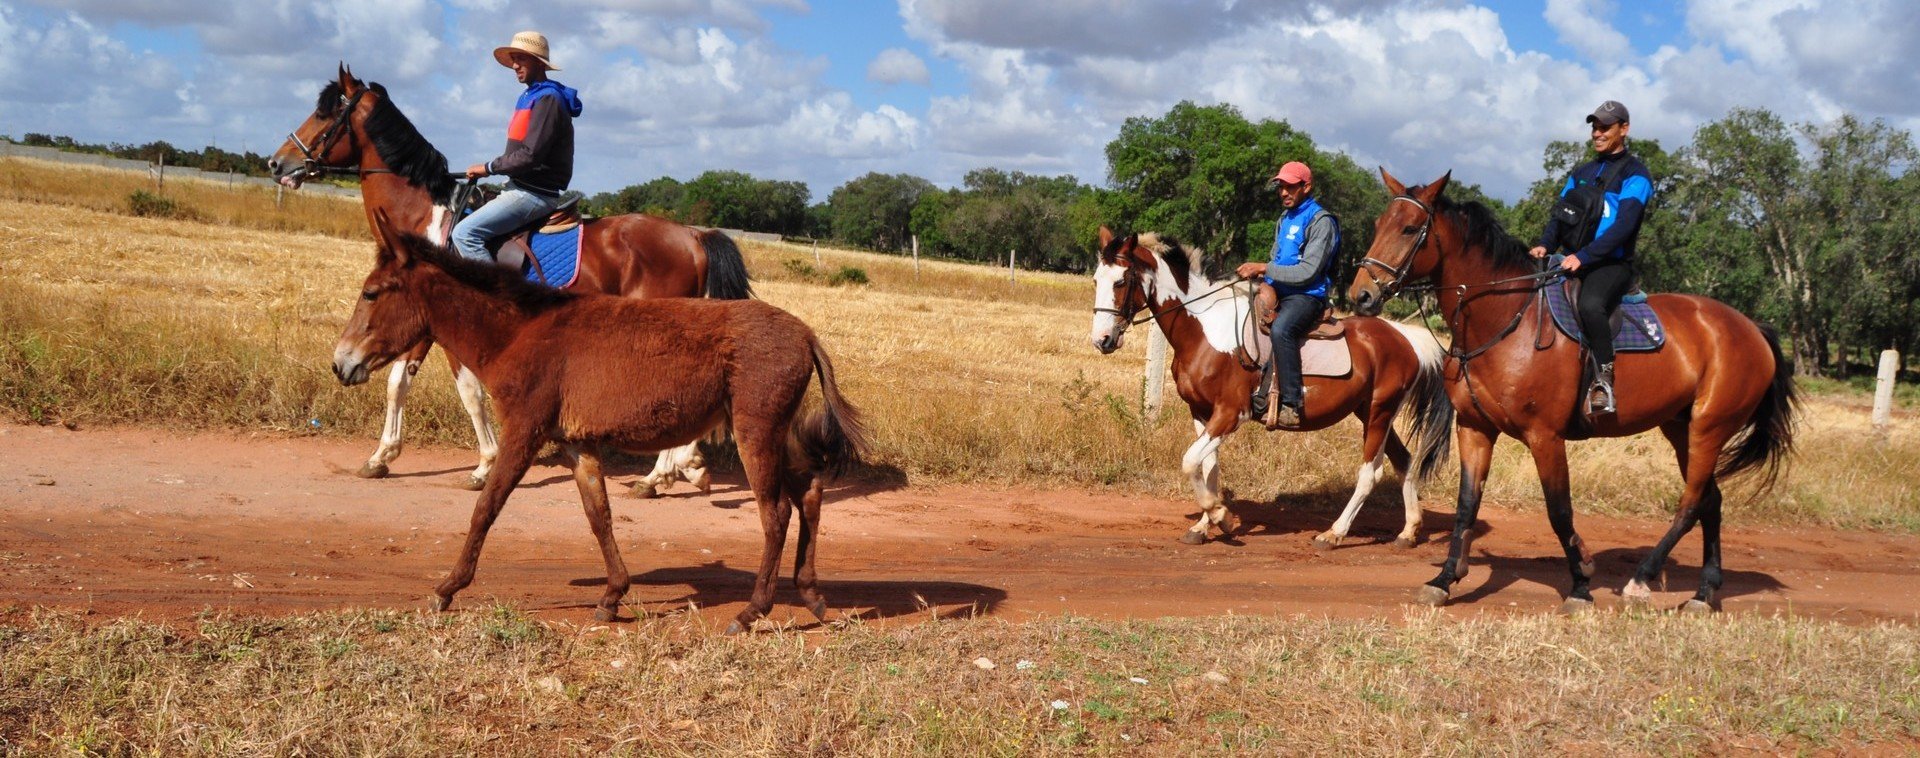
left=4, top=423, right=1918, bottom=627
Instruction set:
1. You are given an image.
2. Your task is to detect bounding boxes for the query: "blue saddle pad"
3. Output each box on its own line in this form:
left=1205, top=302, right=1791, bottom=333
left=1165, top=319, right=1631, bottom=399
left=524, top=226, right=582, bottom=288
left=1545, top=277, right=1665, bottom=352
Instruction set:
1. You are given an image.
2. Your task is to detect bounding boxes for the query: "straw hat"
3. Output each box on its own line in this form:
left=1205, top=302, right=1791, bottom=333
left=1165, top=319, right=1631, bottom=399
left=493, top=31, right=560, bottom=71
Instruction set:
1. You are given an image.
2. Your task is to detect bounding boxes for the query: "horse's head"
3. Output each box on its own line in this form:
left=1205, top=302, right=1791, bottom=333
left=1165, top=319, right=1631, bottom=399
left=1089, top=226, right=1159, bottom=354
left=333, top=211, right=429, bottom=386
left=270, top=64, right=377, bottom=188
left=1349, top=168, right=1451, bottom=316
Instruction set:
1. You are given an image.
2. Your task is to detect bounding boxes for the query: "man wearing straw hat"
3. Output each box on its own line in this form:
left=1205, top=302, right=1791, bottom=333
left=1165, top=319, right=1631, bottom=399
left=452, top=31, right=585, bottom=263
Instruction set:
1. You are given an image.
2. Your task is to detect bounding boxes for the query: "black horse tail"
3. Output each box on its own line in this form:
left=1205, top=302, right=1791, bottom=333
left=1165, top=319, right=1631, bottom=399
left=792, top=335, right=871, bottom=479
left=701, top=230, right=754, bottom=300
left=1395, top=320, right=1455, bottom=482
left=1717, top=323, right=1798, bottom=495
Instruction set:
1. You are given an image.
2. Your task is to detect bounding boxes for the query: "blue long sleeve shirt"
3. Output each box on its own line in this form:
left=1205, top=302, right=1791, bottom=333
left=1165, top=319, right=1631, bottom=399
left=1537, top=151, right=1653, bottom=265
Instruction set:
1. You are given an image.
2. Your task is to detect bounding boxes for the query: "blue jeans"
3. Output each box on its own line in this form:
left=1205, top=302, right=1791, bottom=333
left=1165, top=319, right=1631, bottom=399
left=1268, top=292, right=1325, bottom=408
left=450, top=186, right=564, bottom=263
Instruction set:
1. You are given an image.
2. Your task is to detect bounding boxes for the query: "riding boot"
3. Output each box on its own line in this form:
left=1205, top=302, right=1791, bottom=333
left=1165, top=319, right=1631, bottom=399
left=1587, top=362, right=1616, bottom=416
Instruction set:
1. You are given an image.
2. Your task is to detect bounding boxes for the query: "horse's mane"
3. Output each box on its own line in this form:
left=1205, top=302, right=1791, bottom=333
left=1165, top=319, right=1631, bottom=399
left=398, top=233, right=578, bottom=313
left=1420, top=185, right=1536, bottom=270
left=319, top=79, right=456, bottom=203
left=1104, top=231, right=1247, bottom=299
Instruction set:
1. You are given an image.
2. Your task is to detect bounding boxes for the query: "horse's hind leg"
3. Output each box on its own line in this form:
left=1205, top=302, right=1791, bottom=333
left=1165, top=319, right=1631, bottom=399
left=728, top=427, right=793, bottom=634
left=1316, top=411, right=1393, bottom=550
left=1386, top=431, right=1422, bottom=548
left=570, top=446, right=631, bottom=621
left=787, top=469, right=829, bottom=623
left=1625, top=420, right=1730, bottom=613
left=453, top=364, right=498, bottom=491
left=360, top=349, right=428, bottom=479
left=629, top=442, right=708, bottom=499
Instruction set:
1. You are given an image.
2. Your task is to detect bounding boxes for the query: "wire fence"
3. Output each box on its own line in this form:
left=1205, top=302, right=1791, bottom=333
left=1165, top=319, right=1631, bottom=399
left=0, top=142, right=360, bottom=199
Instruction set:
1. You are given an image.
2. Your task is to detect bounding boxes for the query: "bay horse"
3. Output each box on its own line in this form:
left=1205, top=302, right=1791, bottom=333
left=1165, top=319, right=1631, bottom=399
left=333, top=213, right=868, bottom=630
left=1348, top=170, right=1796, bottom=613
left=272, top=64, right=752, bottom=495
left=1089, top=228, right=1454, bottom=548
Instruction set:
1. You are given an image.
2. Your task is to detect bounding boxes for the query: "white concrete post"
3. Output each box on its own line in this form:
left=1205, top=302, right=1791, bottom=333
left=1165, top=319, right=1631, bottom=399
left=1144, top=329, right=1169, bottom=420
left=1874, top=349, right=1899, bottom=438
left=912, top=234, right=920, bottom=277
left=1008, top=248, right=1015, bottom=284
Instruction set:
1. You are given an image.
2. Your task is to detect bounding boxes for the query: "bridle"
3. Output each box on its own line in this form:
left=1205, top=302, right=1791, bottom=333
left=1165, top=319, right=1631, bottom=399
left=285, top=87, right=391, bottom=179
left=1356, top=194, right=1433, bottom=300
left=1092, top=260, right=1156, bottom=336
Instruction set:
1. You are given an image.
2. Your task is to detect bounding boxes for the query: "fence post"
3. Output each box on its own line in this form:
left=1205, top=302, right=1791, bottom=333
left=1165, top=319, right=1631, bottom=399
left=1144, top=329, right=1169, bottom=420
left=1875, top=348, right=1900, bottom=442
left=275, top=183, right=284, bottom=209
left=1008, top=248, right=1015, bottom=284
left=156, top=154, right=165, bottom=191
left=912, top=234, right=920, bottom=277
left=813, top=239, right=821, bottom=266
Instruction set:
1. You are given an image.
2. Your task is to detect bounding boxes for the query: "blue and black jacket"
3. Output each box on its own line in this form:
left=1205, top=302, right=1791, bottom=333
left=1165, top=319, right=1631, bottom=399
left=486, top=80, right=583, bottom=197
left=1538, top=151, right=1652, bottom=266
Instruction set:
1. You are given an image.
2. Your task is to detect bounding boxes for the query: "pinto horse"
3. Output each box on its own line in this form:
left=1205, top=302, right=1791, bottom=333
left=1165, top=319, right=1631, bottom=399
left=1089, top=229, right=1453, bottom=547
left=1348, top=170, right=1796, bottom=613
left=333, top=213, right=868, bottom=630
left=272, top=64, right=752, bottom=495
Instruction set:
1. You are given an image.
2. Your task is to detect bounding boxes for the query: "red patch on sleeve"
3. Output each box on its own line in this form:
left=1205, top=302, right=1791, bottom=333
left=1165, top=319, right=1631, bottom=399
left=507, top=109, right=532, bottom=141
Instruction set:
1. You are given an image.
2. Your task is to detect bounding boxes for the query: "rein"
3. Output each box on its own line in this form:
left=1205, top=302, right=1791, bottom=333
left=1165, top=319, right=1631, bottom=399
left=1094, top=271, right=1243, bottom=327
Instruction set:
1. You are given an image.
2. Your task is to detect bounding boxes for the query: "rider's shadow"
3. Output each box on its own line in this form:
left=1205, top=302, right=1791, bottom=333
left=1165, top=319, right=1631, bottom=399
left=1451, top=546, right=1787, bottom=606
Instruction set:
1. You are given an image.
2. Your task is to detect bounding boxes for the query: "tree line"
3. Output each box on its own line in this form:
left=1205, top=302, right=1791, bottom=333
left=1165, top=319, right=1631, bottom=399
left=4, top=133, right=271, bottom=176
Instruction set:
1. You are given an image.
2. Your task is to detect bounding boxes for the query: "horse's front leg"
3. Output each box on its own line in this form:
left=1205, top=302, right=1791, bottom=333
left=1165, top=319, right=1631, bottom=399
left=1178, top=416, right=1234, bottom=544
left=1526, top=433, right=1597, bottom=613
left=430, top=421, right=539, bottom=613
left=1415, top=422, right=1497, bottom=606
left=359, top=348, right=428, bottom=479
left=568, top=445, right=631, bottom=621
left=452, top=363, right=497, bottom=491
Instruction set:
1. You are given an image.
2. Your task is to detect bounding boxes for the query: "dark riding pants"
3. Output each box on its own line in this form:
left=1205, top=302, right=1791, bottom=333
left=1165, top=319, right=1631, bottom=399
left=1269, top=293, right=1325, bottom=409
left=1575, top=258, right=1633, bottom=365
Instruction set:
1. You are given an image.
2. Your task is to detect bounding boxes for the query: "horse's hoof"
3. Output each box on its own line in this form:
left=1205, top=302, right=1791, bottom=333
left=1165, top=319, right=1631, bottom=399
left=1411, top=584, right=1449, bottom=607
left=593, top=605, right=617, bottom=623
left=808, top=601, right=829, bottom=623
left=428, top=594, right=451, bottom=613
left=357, top=463, right=390, bottom=479
left=459, top=475, right=486, bottom=491
left=1311, top=535, right=1338, bottom=552
left=1621, top=580, right=1653, bottom=609
left=1392, top=537, right=1417, bottom=550
left=1678, top=599, right=1715, bottom=615
left=629, top=482, right=659, bottom=499
left=723, top=620, right=746, bottom=635
left=1559, top=597, right=1595, bottom=616
left=1579, top=561, right=1597, bottom=579
left=1178, top=531, right=1207, bottom=545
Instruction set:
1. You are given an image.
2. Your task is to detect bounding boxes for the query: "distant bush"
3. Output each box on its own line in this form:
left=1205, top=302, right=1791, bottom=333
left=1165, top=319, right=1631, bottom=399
left=827, top=265, right=869, bottom=286
left=127, top=190, right=193, bottom=220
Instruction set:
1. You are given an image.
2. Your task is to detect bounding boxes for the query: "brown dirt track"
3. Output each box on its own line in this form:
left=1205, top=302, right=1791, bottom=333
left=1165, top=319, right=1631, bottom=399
left=4, top=422, right=1918, bottom=628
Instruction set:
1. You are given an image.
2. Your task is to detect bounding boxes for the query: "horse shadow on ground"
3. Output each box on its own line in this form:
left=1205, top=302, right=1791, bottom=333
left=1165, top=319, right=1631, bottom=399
left=1451, top=547, right=1788, bottom=607
left=1202, top=482, right=1479, bottom=548
left=565, top=560, right=1006, bottom=627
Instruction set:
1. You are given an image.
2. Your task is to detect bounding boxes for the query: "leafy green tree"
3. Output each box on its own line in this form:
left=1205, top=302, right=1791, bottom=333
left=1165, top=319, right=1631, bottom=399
left=584, top=176, right=685, bottom=217
left=826, top=172, right=934, bottom=251
left=681, top=170, right=810, bottom=235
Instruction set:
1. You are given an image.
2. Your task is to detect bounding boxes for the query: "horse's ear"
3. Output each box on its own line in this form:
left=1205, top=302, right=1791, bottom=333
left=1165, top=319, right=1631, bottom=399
left=1097, top=225, right=1114, bottom=249
left=338, top=63, right=359, bottom=94
left=370, top=210, right=410, bottom=266
left=1417, top=170, right=1452, bottom=203
left=1379, top=167, right=1407, bottom=197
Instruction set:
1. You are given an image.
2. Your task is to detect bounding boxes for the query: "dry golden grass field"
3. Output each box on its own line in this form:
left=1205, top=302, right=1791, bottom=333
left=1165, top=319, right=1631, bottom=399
left=3, top=155, right=1919, bottom=753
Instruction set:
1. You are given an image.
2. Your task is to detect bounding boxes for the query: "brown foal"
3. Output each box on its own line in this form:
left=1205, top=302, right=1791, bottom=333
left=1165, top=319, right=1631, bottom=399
left=333, top=214, right=868, bottom=631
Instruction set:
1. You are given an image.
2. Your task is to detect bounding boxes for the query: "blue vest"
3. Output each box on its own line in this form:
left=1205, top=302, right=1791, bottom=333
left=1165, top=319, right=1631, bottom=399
left=1270, top=196, right=1337, bottom=298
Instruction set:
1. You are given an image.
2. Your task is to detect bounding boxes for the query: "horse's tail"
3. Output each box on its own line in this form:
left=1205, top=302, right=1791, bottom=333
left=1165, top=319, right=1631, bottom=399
left=792, top=335, right=871, bottom=479
left=700, top=230, right=755, bottom=300
left=1388, top=319, right=1454, bottom=482
left=1717, top=323, right=1797, bottom=495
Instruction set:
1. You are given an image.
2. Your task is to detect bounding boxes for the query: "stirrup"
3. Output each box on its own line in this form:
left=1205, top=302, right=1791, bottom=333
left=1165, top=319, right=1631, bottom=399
left=1585, top=378, right=1615, bottom=416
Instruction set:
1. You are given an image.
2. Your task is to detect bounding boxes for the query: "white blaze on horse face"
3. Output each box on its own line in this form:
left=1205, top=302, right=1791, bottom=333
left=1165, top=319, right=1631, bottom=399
left=1090, top=262, right=1128, bottom=350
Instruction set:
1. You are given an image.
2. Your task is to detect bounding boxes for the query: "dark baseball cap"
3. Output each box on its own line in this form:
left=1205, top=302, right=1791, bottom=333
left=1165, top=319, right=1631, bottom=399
left=1586, top=100, right=1630, bottom=127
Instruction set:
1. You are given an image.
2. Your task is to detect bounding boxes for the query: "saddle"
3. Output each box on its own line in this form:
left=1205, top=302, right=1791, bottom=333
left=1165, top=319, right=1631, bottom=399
left=1544, top=266, right=1664, bottom=353
left=494, top=197, right=584, bottom=270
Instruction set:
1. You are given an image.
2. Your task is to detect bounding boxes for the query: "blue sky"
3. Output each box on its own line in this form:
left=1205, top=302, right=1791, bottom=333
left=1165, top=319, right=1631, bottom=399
left=3, top=0, right=1915, bottom=202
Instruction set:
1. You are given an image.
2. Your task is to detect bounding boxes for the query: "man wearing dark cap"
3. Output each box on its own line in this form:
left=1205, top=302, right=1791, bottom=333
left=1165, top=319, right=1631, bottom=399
left=1529, top=99, right=1652, bottom=415
left=1236, top=160, right=1340, bottom=429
